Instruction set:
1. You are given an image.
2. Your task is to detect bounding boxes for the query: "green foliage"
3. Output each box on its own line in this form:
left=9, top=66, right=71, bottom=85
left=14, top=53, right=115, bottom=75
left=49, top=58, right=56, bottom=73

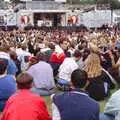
left=67, top=0, right=120, bottom=9
left=110, top=0, right=120, bottom=9
left=11, top=0, right=20, bottom=4
left=96, top=0, right=109, bottom=4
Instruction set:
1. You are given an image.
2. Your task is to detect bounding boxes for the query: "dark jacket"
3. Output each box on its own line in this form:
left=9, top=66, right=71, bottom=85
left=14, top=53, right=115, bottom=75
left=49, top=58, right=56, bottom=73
left=86, top=71, right=114, bottom=101
left=53, top=89, right=99, bottom=120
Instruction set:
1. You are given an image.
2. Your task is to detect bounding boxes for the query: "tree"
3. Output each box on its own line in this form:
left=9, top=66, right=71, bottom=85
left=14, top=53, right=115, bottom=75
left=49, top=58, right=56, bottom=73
left=96, top=0, right=109, bottom=4
left=110, top=0, right=120, bottom=9
left=11, top=0, right=21, bottom=5
left=67, top=0, right=79, bottom=4
left=96, top=0, right=120, bottom=9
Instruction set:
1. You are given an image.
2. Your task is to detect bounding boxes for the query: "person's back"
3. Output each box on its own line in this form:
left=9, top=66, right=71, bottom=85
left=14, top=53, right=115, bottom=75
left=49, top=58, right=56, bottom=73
left=58, top=58, right=75, bottom=81
left=28, top=61, right=55, bottom=90
left=52, top=69, right=99, bottom=120
left=58, top=50, right=81, bottom=82
left=0, top=75, right=16, bottom=100
left=1, top=73, right=51, bottom=120
left=2, top=90, right=50, bottom=120
left=27, top=52, right=55, bottom=96
left=53, top=90, right=99, bottom=120
left=0, top=59, right=16, bottom=112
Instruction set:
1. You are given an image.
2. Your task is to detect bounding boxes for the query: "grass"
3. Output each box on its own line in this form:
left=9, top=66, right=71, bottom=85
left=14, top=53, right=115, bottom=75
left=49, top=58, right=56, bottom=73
left=99, top=99, right=108, bottom=112
left=99, top=87, right=119, bottom=112
left=44, top=96, right=52, bottom=114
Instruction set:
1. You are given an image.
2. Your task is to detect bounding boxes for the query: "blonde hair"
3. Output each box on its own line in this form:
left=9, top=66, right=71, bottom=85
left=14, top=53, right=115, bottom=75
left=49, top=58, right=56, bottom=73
left=83, top=53, right=102, bottom=78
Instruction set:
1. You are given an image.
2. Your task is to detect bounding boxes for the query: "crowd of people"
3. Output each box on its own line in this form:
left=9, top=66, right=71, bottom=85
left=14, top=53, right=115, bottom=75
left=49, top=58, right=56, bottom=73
left=0, top=26, right=120, bottom=120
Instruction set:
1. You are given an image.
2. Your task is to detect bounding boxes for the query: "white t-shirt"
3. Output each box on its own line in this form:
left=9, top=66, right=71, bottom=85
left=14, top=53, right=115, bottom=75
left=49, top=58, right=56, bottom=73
left=16, top=48, right=31, bottom=71
left=58, top=57, right=78, bottom=82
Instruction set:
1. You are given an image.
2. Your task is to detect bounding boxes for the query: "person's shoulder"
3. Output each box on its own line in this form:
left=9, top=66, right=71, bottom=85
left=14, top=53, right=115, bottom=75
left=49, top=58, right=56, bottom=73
left=12, top=91, right=45, bottom=103
left=51, top=92, right=69, bottom=101
left=0, top=75, right=15, bottom=81
left=6, top=92, right=18, bottom=103
left=27, top=63, right=36, bottom=70
left=5, top=74, right=14, bottom=78
left=64, top=57, right=71, bottom=61
left=6, top=75, right=15, bottom=81
left=52, top=92, right=62, bottom=97
left=29, top=92, right=46, bottom=103
left=88, top=96, right=99, bottom=104
left=39, top=61, right=52, bottom=67
left=61, top=58, right=72, bottom=64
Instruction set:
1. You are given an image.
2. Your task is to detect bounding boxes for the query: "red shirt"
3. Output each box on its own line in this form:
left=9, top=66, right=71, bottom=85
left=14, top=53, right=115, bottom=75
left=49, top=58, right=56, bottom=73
left=1, top=90, right=51, bottom=120
left=50, top=52, right=65, bottom=64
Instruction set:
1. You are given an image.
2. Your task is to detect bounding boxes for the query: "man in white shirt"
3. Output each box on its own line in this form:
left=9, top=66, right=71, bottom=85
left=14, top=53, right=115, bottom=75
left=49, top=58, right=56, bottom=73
left=16, top=44, right=31, bottom=71
left=58, top=50, right=81, bottom=86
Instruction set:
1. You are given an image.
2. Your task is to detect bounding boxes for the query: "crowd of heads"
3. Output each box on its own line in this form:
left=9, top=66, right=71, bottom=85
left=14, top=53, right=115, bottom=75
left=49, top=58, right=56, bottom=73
left=0, top=26, right=120, bottom=84
left=0, top=26, right=120, bottom=120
